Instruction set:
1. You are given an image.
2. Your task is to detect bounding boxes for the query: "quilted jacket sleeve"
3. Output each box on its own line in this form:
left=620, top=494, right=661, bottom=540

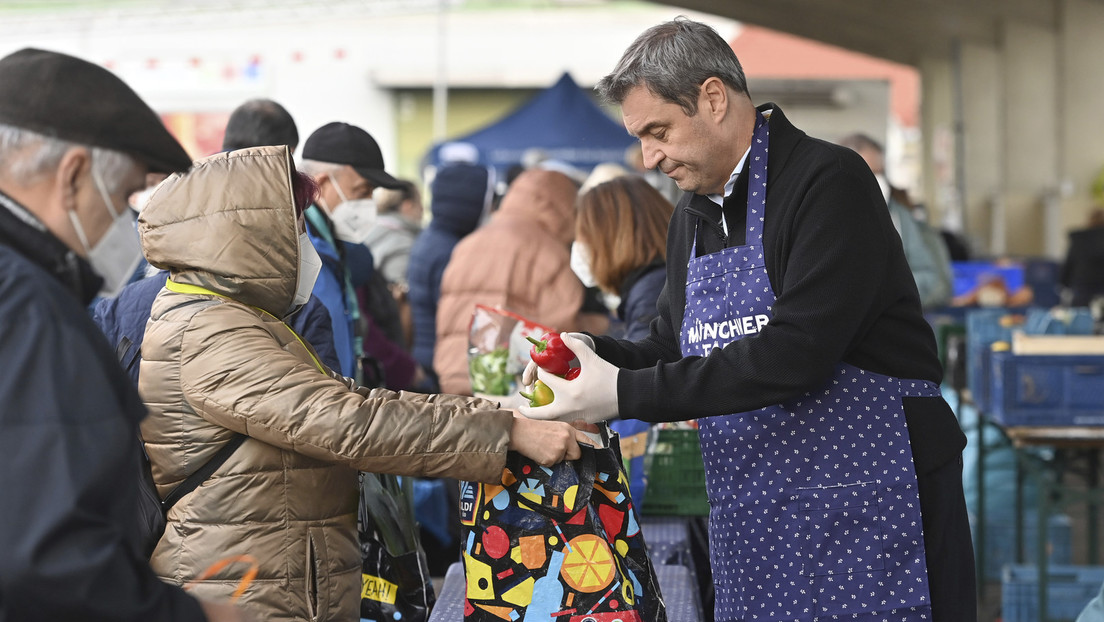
left=177, top=303, right=512, bottom=484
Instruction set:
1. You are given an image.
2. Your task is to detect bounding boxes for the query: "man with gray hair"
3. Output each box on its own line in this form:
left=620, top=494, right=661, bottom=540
left=0, top=48, right=253, bottom=621
left=520, top=17, right=974, bottom=622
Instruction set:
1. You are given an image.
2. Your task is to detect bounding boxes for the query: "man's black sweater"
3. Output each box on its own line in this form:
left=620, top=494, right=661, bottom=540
left=594, top=104, right=965, bottom=472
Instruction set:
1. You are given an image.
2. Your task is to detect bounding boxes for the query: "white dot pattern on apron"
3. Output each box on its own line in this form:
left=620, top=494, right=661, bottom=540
left=678, top=112, right=938, bottom=621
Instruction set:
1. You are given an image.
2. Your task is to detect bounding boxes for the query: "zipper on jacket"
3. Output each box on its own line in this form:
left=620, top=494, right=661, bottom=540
left=306, top=534, right=319, bottom=620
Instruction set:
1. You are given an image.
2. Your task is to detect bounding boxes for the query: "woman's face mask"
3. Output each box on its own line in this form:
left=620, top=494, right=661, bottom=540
left=326, top=174, right=377, bottom=244
left=293, top=231, right=323, bottom=311
left=570, top=241, right=598, bottom=289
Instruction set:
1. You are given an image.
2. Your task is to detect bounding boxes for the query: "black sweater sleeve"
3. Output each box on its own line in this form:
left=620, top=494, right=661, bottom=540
left=618, top=163, right=897, bottom=421
left=598, top=132, right=943, bottom=421
left=591, top=111, right=962, bottom=470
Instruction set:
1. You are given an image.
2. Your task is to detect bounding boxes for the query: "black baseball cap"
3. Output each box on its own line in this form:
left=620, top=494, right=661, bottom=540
left=0, top=48, right=191, bottom=174
left=301, top=121, right=402, bottom=189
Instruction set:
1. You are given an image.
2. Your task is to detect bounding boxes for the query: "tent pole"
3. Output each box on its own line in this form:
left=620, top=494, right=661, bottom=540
left=433, top=0, right=449, bottom=142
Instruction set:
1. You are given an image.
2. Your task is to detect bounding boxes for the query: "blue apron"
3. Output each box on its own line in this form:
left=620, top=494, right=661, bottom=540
left=679, top=112, right=938, bottom=621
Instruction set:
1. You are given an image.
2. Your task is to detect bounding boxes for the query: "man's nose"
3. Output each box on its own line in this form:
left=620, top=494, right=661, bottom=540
left=641, top=140, right=662, bottom=171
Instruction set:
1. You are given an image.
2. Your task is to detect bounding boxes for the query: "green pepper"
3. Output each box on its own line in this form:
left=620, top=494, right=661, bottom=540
left=519, top=380, right=555, bottom=407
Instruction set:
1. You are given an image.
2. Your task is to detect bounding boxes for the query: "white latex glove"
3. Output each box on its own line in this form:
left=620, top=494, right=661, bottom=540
left=521, top=332, right=595, bottom=387
left=519, top=332, right=618, bottom=424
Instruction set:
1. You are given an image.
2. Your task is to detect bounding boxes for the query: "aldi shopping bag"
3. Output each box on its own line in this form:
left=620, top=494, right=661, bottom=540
left=458, top=434, right=667, bottom=622
left=359, top=473, right=435, bottom=622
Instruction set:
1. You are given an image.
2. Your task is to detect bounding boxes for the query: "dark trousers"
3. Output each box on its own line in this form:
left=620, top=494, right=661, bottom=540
left=917, top=453, right=978, bottom=622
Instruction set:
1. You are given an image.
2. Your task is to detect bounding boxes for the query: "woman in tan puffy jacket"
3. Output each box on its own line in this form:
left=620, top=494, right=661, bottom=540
left=136, top=146, right=583, bottom=622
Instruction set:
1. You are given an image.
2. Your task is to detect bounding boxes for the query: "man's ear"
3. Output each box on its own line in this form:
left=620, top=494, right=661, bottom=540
left=55, top=146, right=92, bottom=213
left=700, top=77, right=729, bottom=121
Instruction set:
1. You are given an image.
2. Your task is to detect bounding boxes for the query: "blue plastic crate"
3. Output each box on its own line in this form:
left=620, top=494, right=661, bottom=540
left=1023, top=258, right=1062, bottom=309
left=1001, top=564, right=1104, bottom=622
left=972, top=513, right=1072, bottom=581
left=989, top=352, right=1104, bottom=426
left=966, top=308, right=1025, bottom=412
left=953, top=260, right=1027, bottom=298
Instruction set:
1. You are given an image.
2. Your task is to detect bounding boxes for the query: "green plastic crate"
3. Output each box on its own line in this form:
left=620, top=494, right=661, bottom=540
left=641, top=428, right=710, bottom=516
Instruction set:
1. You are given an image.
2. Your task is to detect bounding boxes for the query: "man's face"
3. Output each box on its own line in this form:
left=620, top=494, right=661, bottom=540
left=400, top=195, right=424, bottom=225
left=317, top=164, right=375, bottom=214
left=69, top=154, right=147, bottom=256
left=622, top=84, right=727, bottom=195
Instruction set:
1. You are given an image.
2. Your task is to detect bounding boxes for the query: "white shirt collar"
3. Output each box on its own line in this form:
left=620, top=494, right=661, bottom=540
left=706, top=147, right=750, bottom=236
left=704, top=109, right=772, bottom=236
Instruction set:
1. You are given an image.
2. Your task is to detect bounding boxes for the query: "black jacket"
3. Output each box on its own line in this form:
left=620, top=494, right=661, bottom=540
left=1060, top=225, right=1104, bottom=307
left=0, top=191, right=204, bottom=621
left=593, top=105, right=965, bottom=471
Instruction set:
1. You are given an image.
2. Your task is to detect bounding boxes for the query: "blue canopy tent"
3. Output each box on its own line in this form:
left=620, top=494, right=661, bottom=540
left=424, top=73, right=637, bottom=179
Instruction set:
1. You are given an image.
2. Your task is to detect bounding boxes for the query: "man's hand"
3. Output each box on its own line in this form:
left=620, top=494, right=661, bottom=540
left=507, top=414, right=594, bottom=466
left=521, top=332, right=595, bottom=386
left=519, top=333, right=619, bottom=424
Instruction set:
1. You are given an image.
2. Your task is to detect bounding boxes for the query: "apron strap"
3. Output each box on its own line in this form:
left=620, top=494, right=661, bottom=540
left=744, top=110, right=770, bottom=247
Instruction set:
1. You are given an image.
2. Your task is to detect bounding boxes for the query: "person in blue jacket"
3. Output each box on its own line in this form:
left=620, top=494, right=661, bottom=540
left=407, top=161, right=493, bottom=390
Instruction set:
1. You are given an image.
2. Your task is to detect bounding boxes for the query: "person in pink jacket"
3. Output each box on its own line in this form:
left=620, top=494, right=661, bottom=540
left=434, top=169, right=588, bottom=395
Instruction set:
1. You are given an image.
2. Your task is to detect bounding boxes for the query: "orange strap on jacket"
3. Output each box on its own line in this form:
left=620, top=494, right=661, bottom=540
left=186, top=554, right=260, bottom=601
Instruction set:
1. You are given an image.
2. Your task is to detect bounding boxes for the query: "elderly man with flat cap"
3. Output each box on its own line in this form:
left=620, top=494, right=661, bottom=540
left=0, top=48, right=254, bottom=622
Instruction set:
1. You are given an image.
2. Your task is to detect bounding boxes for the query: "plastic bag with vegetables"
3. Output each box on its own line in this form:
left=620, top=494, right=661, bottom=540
left=467, top=304, right=554, bottom=406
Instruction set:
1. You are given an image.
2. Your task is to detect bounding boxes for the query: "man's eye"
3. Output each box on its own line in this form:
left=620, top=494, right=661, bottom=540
left=653, top=130, right=667, bottom=141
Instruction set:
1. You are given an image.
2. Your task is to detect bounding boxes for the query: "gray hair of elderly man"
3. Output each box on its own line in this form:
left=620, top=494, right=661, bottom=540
left=0, top=122, right=135, bottom=194
left=596, top=16, right=749, bottom=116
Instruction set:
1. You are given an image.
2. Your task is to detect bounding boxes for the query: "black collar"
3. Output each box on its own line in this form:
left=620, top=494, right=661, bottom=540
left=0, top=190, right=103, bottom=304
left=680, top=102, right=804, bottom=250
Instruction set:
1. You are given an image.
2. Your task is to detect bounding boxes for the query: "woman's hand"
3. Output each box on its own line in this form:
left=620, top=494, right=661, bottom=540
left=506, top=413, right=594, bottom=466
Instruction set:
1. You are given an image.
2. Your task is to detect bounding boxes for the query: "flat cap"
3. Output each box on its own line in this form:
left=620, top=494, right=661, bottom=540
left=0, top=48, right=191, bottom=174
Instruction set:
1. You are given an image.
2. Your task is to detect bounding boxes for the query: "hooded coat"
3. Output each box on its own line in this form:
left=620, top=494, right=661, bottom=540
left=434, top=168, right=584, bottom=394
left=136, top=146, right=514, bottom=622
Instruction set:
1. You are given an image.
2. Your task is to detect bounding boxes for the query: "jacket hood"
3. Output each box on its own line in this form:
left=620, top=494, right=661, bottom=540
left=429, top=162, right=492, bottom=236
left=495, top=168, right=578, bottom=245
left=138, top=146, right=299, bottom=315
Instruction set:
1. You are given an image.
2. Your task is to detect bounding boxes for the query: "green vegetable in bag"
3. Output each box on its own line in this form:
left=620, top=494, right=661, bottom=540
left=469, top=347, right=513, bottom=395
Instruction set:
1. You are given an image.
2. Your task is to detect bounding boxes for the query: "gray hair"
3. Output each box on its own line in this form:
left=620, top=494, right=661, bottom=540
left=837, top=133, right=884, bottom=155
left=596, top=16, right=748, bottom=116
left=0, top=123, right=136, bottom=194
left=299, top=159, right=344, bottom=178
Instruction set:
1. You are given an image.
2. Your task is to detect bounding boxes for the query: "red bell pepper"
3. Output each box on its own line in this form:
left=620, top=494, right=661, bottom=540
left=564, top=366, right=581, bottom=381
left=525, top=332, right=573, bottom=377
left=519, top=380, right=555, bottom=407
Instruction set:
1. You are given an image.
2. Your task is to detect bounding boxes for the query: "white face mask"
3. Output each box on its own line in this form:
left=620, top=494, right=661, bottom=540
left=294, top=231, right=323, bottom=310
left=68, top=167, right=142, bottom=297
left=326, top=174, right=377, bottom=244
left=570, top=241, right=598, bottom=289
